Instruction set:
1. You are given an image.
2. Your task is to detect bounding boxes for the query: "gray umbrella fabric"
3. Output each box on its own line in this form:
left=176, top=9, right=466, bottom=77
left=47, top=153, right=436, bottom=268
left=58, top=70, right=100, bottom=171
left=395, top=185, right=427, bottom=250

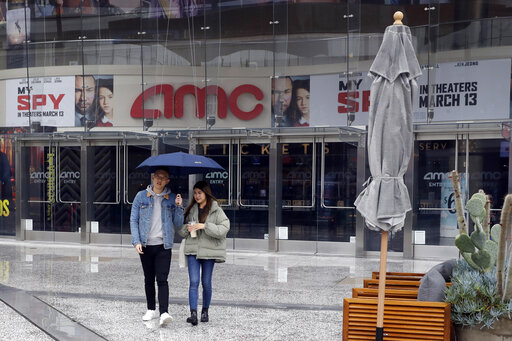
left=354, top=24, right=422, bottom=233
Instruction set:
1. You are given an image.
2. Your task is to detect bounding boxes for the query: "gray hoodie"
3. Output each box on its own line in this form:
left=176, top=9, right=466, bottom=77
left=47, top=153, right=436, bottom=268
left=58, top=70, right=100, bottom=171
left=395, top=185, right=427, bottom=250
left=146, top=185, right=170, bottom=246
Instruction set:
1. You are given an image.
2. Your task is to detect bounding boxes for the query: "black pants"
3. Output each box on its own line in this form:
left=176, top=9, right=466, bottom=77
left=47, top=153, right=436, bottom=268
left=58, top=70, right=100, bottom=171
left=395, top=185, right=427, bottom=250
left=139, top=244, right=172, bottom=314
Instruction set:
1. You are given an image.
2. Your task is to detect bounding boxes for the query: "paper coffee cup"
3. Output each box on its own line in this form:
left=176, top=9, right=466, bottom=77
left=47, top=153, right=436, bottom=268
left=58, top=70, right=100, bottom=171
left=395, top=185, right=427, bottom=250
left=189, top=221, right=197, bottom=238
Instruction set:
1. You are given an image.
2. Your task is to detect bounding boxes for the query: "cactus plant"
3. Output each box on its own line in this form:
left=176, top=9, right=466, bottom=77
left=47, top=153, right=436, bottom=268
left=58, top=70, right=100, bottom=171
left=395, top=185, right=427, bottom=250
left=497, top=194, right=512, bottom=300
left=448, top=170, right=512, bottom=329
left=452, top=189, right=496, bottom=272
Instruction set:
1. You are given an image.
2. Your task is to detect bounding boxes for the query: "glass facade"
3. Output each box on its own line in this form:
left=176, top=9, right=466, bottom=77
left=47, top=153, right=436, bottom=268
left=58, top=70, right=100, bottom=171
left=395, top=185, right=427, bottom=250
left=0, top=1, right=510, bottom=257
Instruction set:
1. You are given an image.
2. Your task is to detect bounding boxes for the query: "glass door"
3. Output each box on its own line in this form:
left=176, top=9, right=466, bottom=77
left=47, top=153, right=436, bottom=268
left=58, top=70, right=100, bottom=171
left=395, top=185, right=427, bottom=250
left=413, top=138, right=458, bottom=246
left=413, top=133, right=509, bottom=247
left=280, top=139, right=316, bottom=242
left=463, top=137, right=509, bottom=227
left=318, top=139, right=358, bottom=244
left=196, top=135, right=362, bottom=253
left=55, top=144, right=81, bottom=233
left=24, top=140, right=81, bottom=240
left=20, top=137, right=155, bottom=243
left=86, top=140, right=153, bottom=244
left=120, top=143, right=152, bottom=242
left=197, top=141, right=236, bottom=245
left=199, top=138, right=270, bottom=247
left=90, top=143, right=120, bottom=234
left=237, top=140, right=270, bottom=240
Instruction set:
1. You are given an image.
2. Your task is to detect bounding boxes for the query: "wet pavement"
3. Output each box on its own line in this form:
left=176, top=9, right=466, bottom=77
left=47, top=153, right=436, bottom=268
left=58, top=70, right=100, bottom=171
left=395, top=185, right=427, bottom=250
left=0, top=239, right=444, bottom=340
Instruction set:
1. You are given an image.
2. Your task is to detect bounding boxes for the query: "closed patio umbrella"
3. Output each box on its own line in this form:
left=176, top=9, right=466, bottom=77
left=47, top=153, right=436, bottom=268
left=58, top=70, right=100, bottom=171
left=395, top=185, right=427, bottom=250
left=354, top=11, right=421, bottom=341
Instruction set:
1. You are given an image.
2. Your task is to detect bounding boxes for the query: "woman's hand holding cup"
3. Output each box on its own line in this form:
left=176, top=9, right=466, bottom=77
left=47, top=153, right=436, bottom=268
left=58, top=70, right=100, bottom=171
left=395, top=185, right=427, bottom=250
left=188, top=221, right=197, bottom=238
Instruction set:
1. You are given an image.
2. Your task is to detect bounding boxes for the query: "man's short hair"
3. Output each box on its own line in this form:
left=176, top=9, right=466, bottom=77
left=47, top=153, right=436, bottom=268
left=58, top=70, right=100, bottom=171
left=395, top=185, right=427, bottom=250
left=154, top=167, right=170, bottom=175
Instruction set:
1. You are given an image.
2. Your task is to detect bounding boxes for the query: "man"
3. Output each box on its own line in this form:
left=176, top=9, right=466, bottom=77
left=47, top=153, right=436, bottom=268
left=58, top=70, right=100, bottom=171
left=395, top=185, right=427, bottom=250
left=130, top=167, right=183, bottom=326
left=75, top=75, right=96, bottom=127
left=271, top=76, right=292, bottom=126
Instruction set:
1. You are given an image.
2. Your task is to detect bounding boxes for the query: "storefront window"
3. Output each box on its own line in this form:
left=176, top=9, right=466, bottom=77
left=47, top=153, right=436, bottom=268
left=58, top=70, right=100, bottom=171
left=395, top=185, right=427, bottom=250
left=281, top=142, right=314, bottom=240
left=466, top=139, right=509, bottom=223
left=0, top=134, right=15, bottom=236
left=238, top=143, right=269, bottom=239
left=414, top=139, right=458, bottom=245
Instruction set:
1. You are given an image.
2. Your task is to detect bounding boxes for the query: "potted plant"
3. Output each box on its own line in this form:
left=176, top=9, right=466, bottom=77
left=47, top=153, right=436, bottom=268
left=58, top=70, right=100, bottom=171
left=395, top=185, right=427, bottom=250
left=446, top=170, right=512, bottom=340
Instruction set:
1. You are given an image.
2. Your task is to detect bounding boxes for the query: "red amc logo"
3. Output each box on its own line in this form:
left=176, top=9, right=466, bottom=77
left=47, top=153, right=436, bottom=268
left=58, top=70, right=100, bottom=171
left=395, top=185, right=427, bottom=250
left=130, top=84, right=264, bottom=121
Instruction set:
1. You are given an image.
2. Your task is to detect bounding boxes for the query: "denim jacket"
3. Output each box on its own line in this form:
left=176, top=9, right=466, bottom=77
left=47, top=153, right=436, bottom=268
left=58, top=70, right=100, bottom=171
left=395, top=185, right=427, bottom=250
left=130, top=189, right=184, bottom=249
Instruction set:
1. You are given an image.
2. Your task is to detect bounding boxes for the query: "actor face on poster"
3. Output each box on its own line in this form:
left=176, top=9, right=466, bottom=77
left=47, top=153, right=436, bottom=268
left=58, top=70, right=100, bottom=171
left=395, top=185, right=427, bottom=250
left=75, top=75, right=96, bottom=127
left=290, top=79, right=310, bottom=127
left=74, top=75, right=114, bottom=127
left=95, top=79, right=114, bottom=127
left=271, top=77, right=293, bottom=124
left=272, top=76, right=310, bottom=127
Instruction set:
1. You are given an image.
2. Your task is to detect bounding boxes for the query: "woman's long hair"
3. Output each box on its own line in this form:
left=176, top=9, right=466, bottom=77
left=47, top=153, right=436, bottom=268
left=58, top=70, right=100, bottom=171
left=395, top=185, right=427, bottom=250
left=184, top=181, right=217, bottom=223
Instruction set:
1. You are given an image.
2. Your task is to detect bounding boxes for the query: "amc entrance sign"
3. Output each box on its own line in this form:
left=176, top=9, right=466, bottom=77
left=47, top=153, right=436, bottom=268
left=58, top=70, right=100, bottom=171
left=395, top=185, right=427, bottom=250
left=130, top=84, right=264, bottom=121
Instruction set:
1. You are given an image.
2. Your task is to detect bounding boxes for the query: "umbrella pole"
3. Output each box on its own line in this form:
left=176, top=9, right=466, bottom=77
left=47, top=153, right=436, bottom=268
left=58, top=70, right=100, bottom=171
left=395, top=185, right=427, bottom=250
left=375, top=230, right=389, bottom=341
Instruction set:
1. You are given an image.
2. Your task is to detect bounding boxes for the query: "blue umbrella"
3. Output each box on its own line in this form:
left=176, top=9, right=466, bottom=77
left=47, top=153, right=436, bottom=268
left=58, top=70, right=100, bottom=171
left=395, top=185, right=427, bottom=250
left=136, top=152, right=224, bottom=176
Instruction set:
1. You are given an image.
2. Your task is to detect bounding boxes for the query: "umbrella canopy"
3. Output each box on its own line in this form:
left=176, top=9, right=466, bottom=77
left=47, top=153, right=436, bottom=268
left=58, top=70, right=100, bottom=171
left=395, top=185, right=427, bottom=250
left=354, top=23, right=422, bottom=233
left=136, top=151, right=224, bottom=176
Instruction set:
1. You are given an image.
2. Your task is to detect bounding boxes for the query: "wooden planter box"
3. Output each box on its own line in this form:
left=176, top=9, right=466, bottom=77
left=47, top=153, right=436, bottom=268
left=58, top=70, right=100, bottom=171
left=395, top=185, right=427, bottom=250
left=343, top=298, right=451, bottom=340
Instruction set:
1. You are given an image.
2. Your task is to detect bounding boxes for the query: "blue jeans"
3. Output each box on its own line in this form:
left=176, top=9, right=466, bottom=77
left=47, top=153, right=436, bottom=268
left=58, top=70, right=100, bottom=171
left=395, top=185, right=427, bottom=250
left=187, top=255, right=215, bottom=310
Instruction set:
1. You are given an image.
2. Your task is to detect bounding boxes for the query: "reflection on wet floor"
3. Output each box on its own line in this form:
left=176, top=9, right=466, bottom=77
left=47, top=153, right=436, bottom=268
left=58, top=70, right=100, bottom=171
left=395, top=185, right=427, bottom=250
left=0, top=240, right=446, bottom=340
left=0, top=283, right=106, bottom=340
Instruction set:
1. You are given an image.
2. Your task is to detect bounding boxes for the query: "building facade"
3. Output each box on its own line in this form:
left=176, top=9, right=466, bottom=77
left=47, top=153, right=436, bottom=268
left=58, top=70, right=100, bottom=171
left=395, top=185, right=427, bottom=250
left=0, top=0, right=510, bottom=259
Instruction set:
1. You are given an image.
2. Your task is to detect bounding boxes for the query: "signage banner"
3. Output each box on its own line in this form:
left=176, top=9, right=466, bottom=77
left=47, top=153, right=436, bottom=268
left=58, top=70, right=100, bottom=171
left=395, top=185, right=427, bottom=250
left=117, top=76, right=270, bottom=129
left=413, top=59, right=511, bottom=122
left=308, top=58, right=511, bottom=126
left=6, top=76, right=75, bottom=127
left=6, top=75, right=115, bottom=128
left=3, top=75, right=268, bottom=129
left=310, top=72, right=372, bottom=126
left=5, top=59, right=509, bottom=129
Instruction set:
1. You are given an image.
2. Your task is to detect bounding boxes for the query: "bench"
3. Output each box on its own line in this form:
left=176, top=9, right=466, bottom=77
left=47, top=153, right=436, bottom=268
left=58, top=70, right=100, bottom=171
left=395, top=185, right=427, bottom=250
left=343, top=298, right=451, bottom=340
left=352, top=287, right=418, bottom=300
left=371, top=271, right=425, bottom=281
left=363, top=279, right=452, bottom=291
left=363, top=279, right=422, bottom=290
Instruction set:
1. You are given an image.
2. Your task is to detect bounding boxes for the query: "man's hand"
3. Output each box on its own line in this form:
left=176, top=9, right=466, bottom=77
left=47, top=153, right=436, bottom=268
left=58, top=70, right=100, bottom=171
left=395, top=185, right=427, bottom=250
left=135, top=244, right=144, bottom=254
left=175, top=194, right=182, bottom=207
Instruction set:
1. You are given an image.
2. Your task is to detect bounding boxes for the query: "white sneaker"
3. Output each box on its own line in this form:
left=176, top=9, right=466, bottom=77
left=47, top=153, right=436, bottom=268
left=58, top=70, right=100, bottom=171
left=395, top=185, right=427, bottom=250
left=142, top=310, right=159, bottom=321
left=159, top=312, right=173, bottom=326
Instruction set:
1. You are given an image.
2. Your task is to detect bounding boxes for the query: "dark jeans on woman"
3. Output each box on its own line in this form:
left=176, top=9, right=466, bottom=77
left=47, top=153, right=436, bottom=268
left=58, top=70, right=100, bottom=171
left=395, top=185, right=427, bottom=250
left=139, top=244, right=172, bottom=314
left=187, top=255, right=215, bottom=310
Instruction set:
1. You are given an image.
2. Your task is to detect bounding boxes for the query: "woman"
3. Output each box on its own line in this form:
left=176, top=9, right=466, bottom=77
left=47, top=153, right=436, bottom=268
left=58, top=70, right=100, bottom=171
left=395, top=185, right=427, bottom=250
left=286, top=79, right=310, bottom=127
left=178, top=181, right=230, bottom=326
left=95, top=79, right=114, bottom=127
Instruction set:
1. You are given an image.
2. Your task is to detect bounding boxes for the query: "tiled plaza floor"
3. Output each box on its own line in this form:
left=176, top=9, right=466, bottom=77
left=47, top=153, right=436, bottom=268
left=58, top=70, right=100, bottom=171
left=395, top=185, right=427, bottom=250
left=0, top=239, right=444, bottom=340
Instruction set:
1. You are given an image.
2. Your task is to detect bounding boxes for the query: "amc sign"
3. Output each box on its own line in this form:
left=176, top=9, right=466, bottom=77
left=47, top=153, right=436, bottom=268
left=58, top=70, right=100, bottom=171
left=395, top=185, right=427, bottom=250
left=130, top=84, right=264, bottom=121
